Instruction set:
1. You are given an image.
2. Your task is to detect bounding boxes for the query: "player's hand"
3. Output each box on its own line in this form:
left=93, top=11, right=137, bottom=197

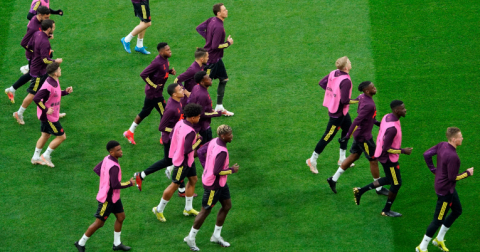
left=467, top=167, right=474, bottom=176
left=65, top=87, right=73, bottom=93
left=184, top=89, right=191, bottom=97
left=56, top=58, right=63, bottom=64
left=338, top=136, right=349, bottom=144
left=47, top=107, right=54, bottom=115
left=403, top=147, right=413, bottom=155
left=232, top=163, right=239, bottom=173
left=130, top=178, right=135, bottom=185
left=170, top=68, right=176, bottom=75
left=227, top=35, right=234, bottom=45
left=58, top=9, right=64, bottom=16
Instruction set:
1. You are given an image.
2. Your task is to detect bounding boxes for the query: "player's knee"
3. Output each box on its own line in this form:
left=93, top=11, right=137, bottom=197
left=452, top=206, right=462, bottom=216
left=60, top=133, right=66, bottom=140
left=222, top=203, right=232, bottom=212
left=390, top=183, right=401, bottom=193
left=117, top=215, right=125, bottom=223
left=188, top=176, right=198, bottom=185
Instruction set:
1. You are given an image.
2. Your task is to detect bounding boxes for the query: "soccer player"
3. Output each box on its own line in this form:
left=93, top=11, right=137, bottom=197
left=184, top=125, right=239, bottom=251
left=75, top=141, right=135, bottom=252
left=327, top=81, right=388, bottom=195
left=306, top=56, right=355, bottom=174
left=13, top=19, right=63, bottom=125
left=196, top=3, right=235, bottom=116
left=5, top=6, right=50, bottom=104
left=174, top=48, right=209, bottom=94
left=353, top=100, right=413, bottom=217
left=152, top=103, right=202, bottom=222
left=30, top=62, right=70, bottom=167
left=415, top=127, right=474, bottom=252
left=120, top=0, right=152, bottom=54
left=27, top=0, right=63, bottom=20
left=123, top=42, right=176, bottom=144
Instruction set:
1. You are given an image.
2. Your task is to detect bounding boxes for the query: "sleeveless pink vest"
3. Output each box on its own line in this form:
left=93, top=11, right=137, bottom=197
left=374, top=114, right=402, bottom=162
left=202, top=138, right=229, bottom=187
left=37, top=78, right=61, bottom=122
left=30, top=0, right=50, bottom=12
left=96, top=156, right=122, bottom=203
left=323, top=70, right=352, bottom=116
left=169, top=120, right=196, bottom=167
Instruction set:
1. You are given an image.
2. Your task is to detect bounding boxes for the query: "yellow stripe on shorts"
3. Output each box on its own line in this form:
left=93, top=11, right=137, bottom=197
left=33, top=77, right=41, bottom=92
left=207, top=190, right=215, bottom=206
left=176, top=166, right=183, bottom=181
left=364, top=142, right=370, bottom=156
left=141, top=5, right=147, bottom=19
left=206, top=69, right=211, bottom=75
left=158, top=102, right=164, bottom=115
left=438, top=202, right=448, bottom=220
left=390, top=167, right=399, bottom=185
left=49, top=121, right=58, bottom=133
left=324, top=125, right=337, bottom=141
left=100, top=202, right=108, bottom=216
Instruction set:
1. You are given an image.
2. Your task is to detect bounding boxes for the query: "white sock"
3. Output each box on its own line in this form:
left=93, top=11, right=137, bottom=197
left=339, top=149, right=346, bottom=161
left=33, top=147, right=42, bottom=159
left=419, top=235, right=432, bottom=251
left=436, top=225, right=449, bottom=241
left=141, top=171, right=146, bottom=179
left=157, top=198, right=169, bottom=213
left=137, top=38, right=144, bottom=48
left=8, top=86, right=15, bottom=92
left=189, top=227, right=199, bottom=239
left=125, top=33, right=134, bottom=43
left=310, top=151, right=319, bottom=163
left=374, top=178, right=382, bottom=191
left=213, top=225, right=222, bottom=238
left=18, top=106, right=26, bottom=116
left=215, top=104, right=224, bottom=111
left=43, top=147, right=54, bottom=158
left=185, top=196, right=193, bottom=211
left=78, top=234, right=89, bottom=246
left=332, top=167, right=344, bottom=182
left=129, top=122, right=138, bottom=133
left=178, top=187, right=186, bottom=193
left=113, top=231, right=121, bottom=246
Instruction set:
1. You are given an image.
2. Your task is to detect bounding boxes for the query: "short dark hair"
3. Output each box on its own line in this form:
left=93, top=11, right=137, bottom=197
left=46, top=62, right=60, bottom=76
left=358, top=81, right=372, bottom=92
left=194, top=71, right=207, bottom=84
left=106, top=140, right=120, bottom=151
left=157, top=42, right=168, bottom=51
left=37, top=6, right=50, bottom=15
left=184, top=103, right=202, bottom=118
left=194, top=48, right=208, bottom=59
left=41, top=19, right=55, bottom=31
left=213, top=3, right=224, bottom=15
left=167, top=83, right=179, bottom=96
left=446, top=127, right=461, bottom=140
left=390, top=100, right=404, bottom=109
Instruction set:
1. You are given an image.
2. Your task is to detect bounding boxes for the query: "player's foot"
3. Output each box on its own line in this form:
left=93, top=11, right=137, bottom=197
left=121, top=37, right=131, bottom=53
left=165, top=165, right=173, bottom=180
left=306, top=159, right=318, bottom=174
left=183, top=208, right=199, bottom=216
left=415, top=246, right=428, bottom=252
left=184, top=236, right=200, bottom=251
left=112, top=243, right=131, bottom=251
left=13, top=112, right=24, bottom=125
left=40, top=154, right=54, bottom=167
left=134, top=46, right=151, bottom=55
left=74, top=241, right=85, bottom=252
left=123, top=130, right=136, bottom=145
left=381, top=210, right=402, bottom=217
left=20, top=64, right=29, bottom=74
left=134, top=172, right=143, bottom=191
left=159, top=137, right=163, bottom=145
left=5, top=88, right=15, bottom=103
left=432, top=238, right=448, bottom=251
left=152, top=207, right=166, bottom=222
left=210, top=236, right=231, bottom=247
left=59, top=112, right=66, bottom=118
left=327, top=177, right=337, bottom=194
left=178, top=192, right=198, bottom=197
left=338, top=159, right=355, bottom=167
left=376, top=187, right=389, bottom=196
left=353, top=187, right=362, bottom=205
left=220, top=109, right=234, bottom=116
left=31, top=157, right=46, bottom=165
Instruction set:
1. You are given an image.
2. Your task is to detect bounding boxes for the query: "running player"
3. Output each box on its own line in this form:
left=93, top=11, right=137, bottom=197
left=123, top=42, right=176, bottom=144
left=353, top=100, right=413, bottom=217
left=184, top=125, right=239, bottom=251
left=196, top=3, right=234, bottom=116
left=27, top=0, right=63, bottom=20
left=120, top=0, right=151, bottom=54
left=306, top=56, right=356, bottom=174
left=152, top=103, right=202, bottom=222
left=415, top=127, right=474, bottom=252
left=174, top=48, right=209, bottom=94
left=31, top=62, right=71, bottom=167
left=75, top=141, right=135, bottom=252
left=327, top=81, right=388, bottom=195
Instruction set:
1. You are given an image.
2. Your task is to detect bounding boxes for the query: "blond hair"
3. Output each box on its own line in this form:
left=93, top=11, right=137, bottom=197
left=446, top=127, right=461, bottom=140
left=217, top=124, right=232, bottom=136
left=336, top=56, right=349, bottom=70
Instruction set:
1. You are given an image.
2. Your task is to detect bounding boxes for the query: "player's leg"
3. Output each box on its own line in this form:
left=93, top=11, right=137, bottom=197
left=353, top=161, right=391, bottom=205
left=135, top=142, right=171, bottom=191
left=307, top=116, right=342, bottom=173
left=134, top=24, right=151, bottom=54
left=338, top=113, right=352, bottom=164
left=153, top=165, right=184, bottom=221
left=124, top=97, right=153, bottom=145
left=185, top=187, right=218, bottom=251
left=184, top=164, right=199, bottom=216
left=75, top=201, right=110, bottom=251
left=432, top=190, right=461, bottom=251
left=112, top=201, right=131, bottom=251
left=40, top=122, right=65, bottom=167
left=122, top=1, right=151, bottom=54
left=211, top=197, right=232, bottom=247
left=32, top=132, right=51, bottom=165
left=5, top=73, right=31, bottom=103
left=213, top=60, right=233, bottom=116
left=381, top=162, right=402, bottom=217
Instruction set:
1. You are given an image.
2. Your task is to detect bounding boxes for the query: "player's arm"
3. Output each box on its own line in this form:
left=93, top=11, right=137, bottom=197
left=423, top=144, right=438, bottom=174
left=343, top=105, right=368, bottom=140
left=383, top=127, right=409, bottom=154
left=49, top=8, right=64, bottom=16
left=40, top=42, right=54, bottom=64
left=201, top=99, right=221, bottom=119
left=159, top=110, right=174, bottom=133
left=93, top=161, right=103, bottom=176
left=109, top=166, right=134, bottom=189
left=32, top=0, right=41, bottom=11
left=339, top=79, right=352, bottom=106
left=140, top=63, right=159, bottom=89
left=196, top=20, right=208, bottom=39
left=211, top=27, right=230, bottom=50
left=197, top=141, right=211, bottom=168
left=214, top=152, right=236, bottom=175
left=318, top=74, right=329, bottom=90
left=184, top=131, right=197, bottom=155
left=33, top=89, right=50, bottom=120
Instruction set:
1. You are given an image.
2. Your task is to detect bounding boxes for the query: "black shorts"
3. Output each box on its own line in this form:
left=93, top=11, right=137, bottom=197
left=171, top=162, right=197, bottom=184
left=138, top=96, right=165, bottom=119
left=202, top=184, right=231, bottom=210
left=199, top=128, right=213, bottom=145
left=27, top=74, right=48, bottom=94
left=94, top=199, right=124, bottom=221
left=381, top=161, right=401, bottom=186
left=133, top=0, right=151, bottom=22
left=205, top=59, right=228, bottom=80
left=41, top=121, right=64, bottom=136
left=350, top=138, right=376, bottom=161
left=432, top=190, right=461, bottom=222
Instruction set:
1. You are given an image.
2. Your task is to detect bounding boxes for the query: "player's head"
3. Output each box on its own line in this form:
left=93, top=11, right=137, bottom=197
left=358, top=81, right=376, bottom=96
left=446, top=127, right=463, bottom=146
left=194, top=71, right=212, bottom=87
left=195, top=48, right=209, bottom=64
left=336, top=56, right=351, bottom=72
left=183, top=103, right=202, bottom=124
left=41, top=19, right=55, bottom=35
left=106, top=140, right=123, bottom=158
left=37, top=6, right=51, bottom=21
left=167, top=83, right=184, bottom=99
left=390, top=100, right=406, bottom=118
left=213, top=3, right=228, bottom=19
left=46, top=62, right=61, bottom=77
left=157, top=42, right=171, bottom=58
left=217, top=124, right=233, bottom=143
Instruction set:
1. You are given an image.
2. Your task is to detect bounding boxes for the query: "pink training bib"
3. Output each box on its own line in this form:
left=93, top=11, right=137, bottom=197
left=169, top=120, right=196, bottom=167
left=323, top=70, right=352, bottom=116
left=202, top=138, right=230, bottom=187
left=96, top=156, right=122, bottom=203
left=374, top=114, right=402, bottom=162
left=36, top=78, right=61, bottom=122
